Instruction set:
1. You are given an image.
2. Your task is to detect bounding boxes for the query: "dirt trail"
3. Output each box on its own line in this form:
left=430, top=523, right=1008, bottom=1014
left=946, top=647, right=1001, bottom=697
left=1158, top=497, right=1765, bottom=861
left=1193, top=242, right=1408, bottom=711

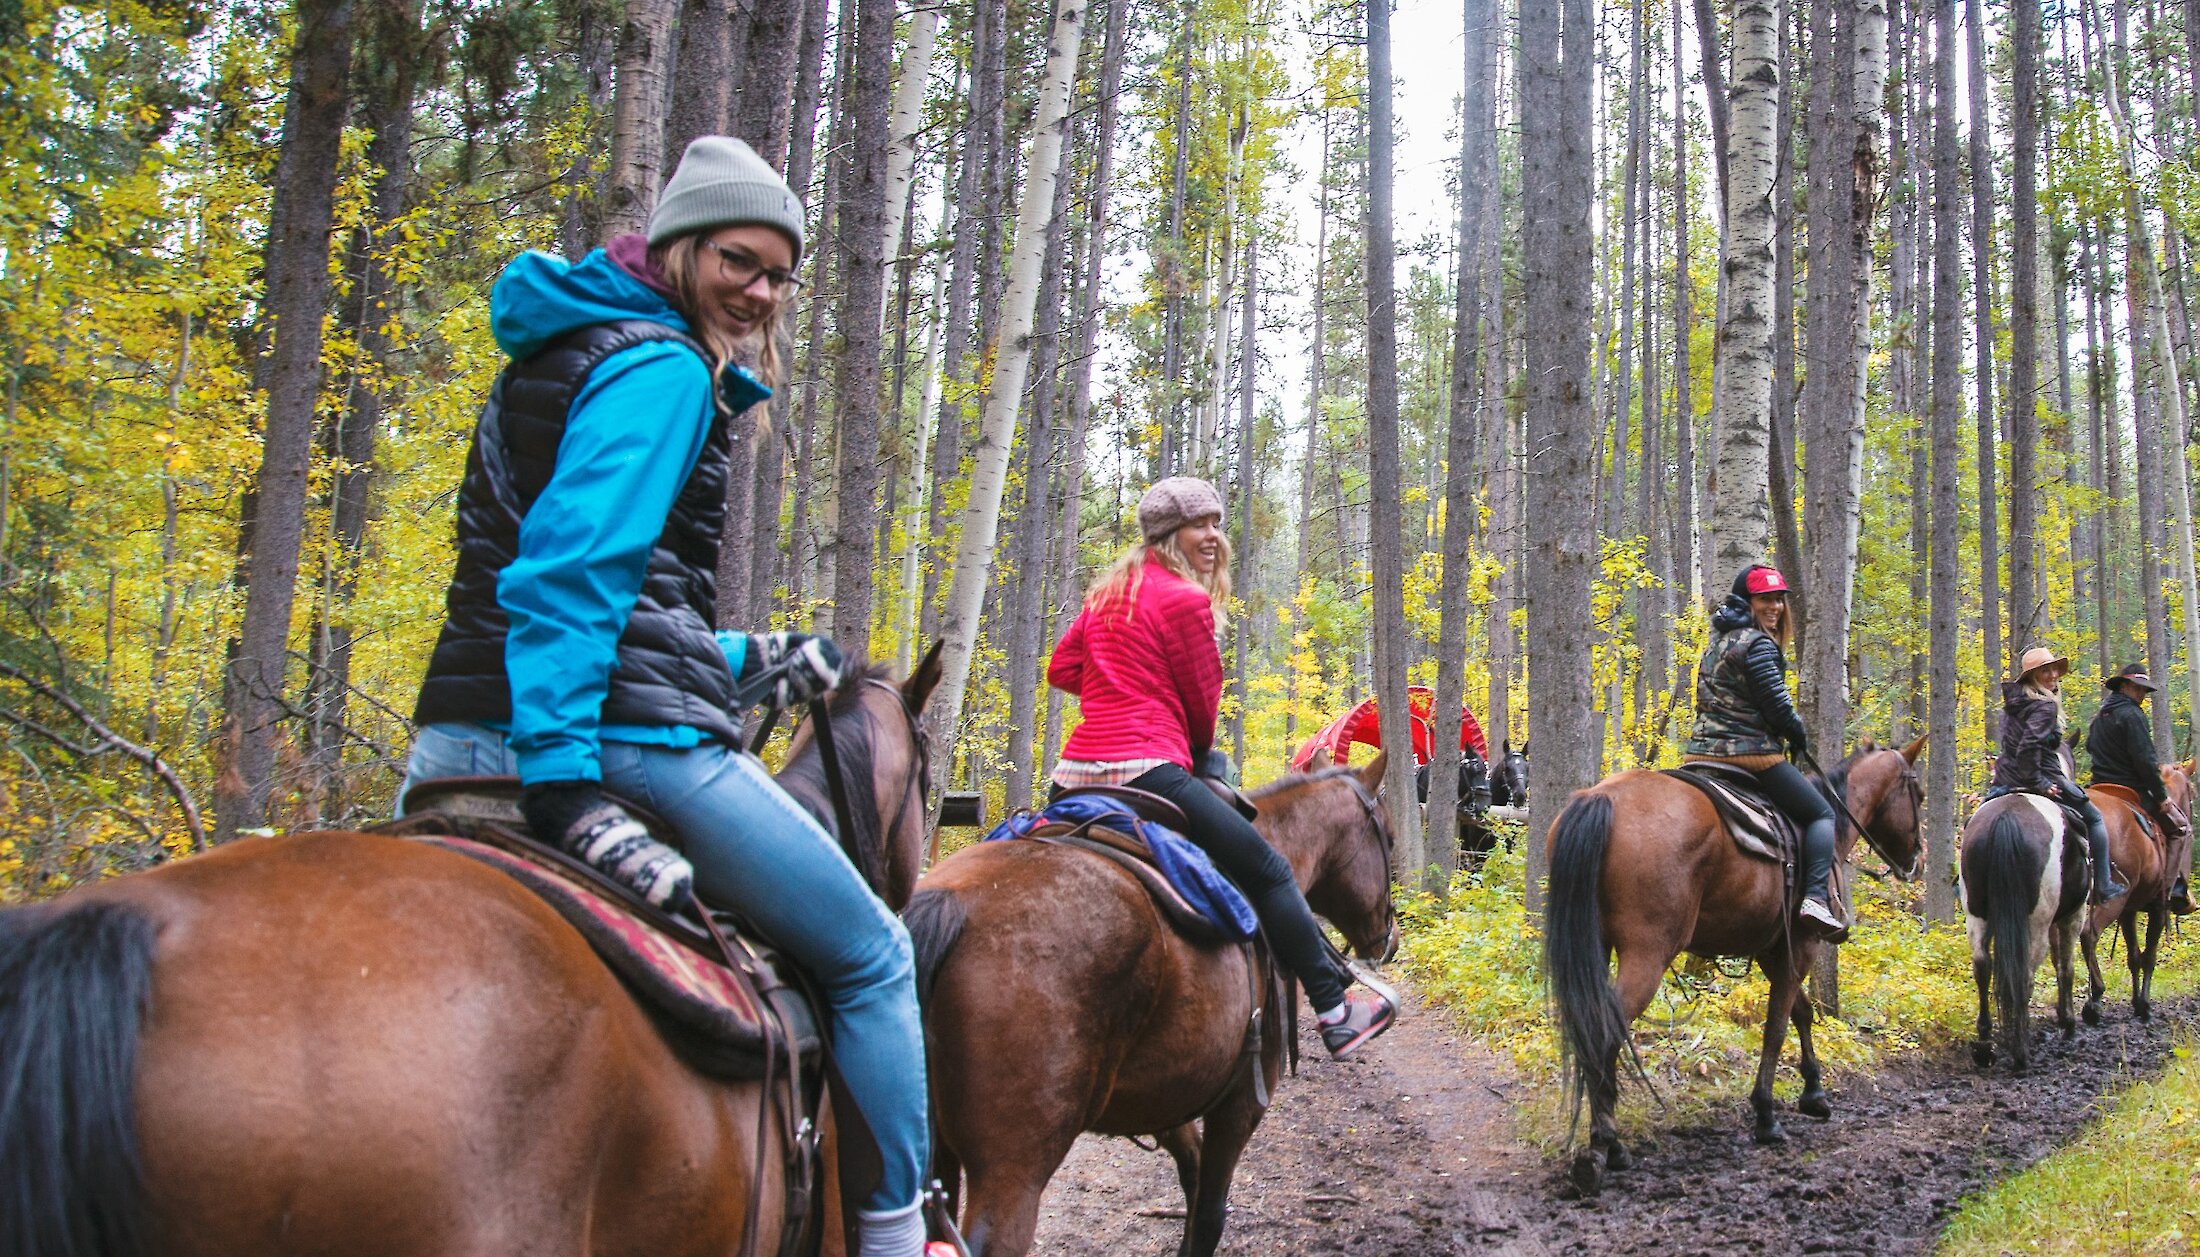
left=1027, top=988, right=2193, bottom=1255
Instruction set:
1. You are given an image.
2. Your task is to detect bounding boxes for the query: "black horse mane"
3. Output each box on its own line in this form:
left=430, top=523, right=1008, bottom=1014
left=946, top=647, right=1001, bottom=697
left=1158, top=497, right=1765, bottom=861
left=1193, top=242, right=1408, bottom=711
left=774, top=661, right=900, bottom=890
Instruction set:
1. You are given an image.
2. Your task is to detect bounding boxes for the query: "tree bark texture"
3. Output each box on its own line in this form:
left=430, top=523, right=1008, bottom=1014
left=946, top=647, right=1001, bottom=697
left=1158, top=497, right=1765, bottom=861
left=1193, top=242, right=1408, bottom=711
left=827, top=0, right=895, bottom=651
left=1925, top=0, right=1962, bottom=923
left=603, top=0, right=678, bottom=241
left=1520, top=0, right=1596, bottom=912
left=1711, top=0, right=1779, bottom=582
left=218, top=0, right=358, bottom=838
left=2007, top=0, right=2042, bottom=656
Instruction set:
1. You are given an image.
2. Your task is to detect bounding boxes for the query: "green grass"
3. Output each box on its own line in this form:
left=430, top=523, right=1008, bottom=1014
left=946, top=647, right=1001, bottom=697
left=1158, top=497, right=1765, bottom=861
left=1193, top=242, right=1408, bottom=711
left=1936, top=1034, right=2200, bottom=1255
left=1398, top=825, right=2200, bottom=1150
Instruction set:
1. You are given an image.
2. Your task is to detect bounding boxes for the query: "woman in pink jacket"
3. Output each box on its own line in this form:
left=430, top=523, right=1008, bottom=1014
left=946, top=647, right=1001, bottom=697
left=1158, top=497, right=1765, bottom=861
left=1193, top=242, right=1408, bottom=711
left=1047, top=477, right=1397, bottom=1059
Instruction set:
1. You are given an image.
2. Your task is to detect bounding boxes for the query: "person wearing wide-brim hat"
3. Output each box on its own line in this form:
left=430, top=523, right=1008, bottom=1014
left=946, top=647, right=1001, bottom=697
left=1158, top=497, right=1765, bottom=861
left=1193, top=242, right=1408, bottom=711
left=2088, top=663, right=2193, bottom=912
left=1991, top=647, right=2126, bottom=903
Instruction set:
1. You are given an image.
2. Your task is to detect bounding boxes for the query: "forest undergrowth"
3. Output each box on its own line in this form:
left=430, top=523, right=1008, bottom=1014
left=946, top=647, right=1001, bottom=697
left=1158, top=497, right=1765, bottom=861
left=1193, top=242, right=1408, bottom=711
left=1398, top=821, right=2200, bottom=1151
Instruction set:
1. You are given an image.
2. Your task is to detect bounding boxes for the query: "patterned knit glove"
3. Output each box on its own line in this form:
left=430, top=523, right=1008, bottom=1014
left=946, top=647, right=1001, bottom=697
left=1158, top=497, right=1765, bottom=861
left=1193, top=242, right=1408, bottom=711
left=522, top=781, right=694, bottom=912
left=750, top=632, right=845, bottom=706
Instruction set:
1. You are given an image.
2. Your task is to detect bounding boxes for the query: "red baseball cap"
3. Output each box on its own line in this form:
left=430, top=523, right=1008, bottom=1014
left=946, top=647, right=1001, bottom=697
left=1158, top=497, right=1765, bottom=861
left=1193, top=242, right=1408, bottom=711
left=1736, top=565, right=1789, bottom=597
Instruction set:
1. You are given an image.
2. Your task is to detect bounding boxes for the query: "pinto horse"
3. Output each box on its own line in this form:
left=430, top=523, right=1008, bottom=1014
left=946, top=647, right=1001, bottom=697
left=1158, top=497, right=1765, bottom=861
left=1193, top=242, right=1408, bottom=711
left=1543, top=738, right=1926, bottom=1196
left=0, top=648, right=940, bottom=1257
left=2080, top=760, right=2197, bottom=1027
left=1961, top=781, right=2091, bottom=1071
left=904, top=755, right=1401, bottom=1257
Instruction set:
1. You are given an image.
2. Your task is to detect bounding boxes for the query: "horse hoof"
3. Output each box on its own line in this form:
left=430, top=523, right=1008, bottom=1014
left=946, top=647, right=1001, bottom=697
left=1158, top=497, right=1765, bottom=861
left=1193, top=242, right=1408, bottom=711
left=2083, top=1004, right=2101, bottom=1026
left=1798, top=1091, right=1831, bottom=1120
left=1603, top=1140, right=1632, bottom=1171
left=2060, top=1019, right=2077, bottom=1039
left=1565, top=1150, right=1603, bottom=1198
left=2137, top=1001, right=2153, bottom=1022
left=1972, top=1042, right=1994, bottom=1069
left=1752, top=1120, right=1787, bottom=1146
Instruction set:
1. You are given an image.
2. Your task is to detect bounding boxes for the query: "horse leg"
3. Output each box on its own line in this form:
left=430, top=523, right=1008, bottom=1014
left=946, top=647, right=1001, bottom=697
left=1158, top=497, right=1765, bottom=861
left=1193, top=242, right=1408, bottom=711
left=1750, top=951, right=1802, bottom=1145
left=2137, top=909, right=2165, bottom=1021
left=1153, top=1123, right=1202, bottom=1230
left=1179, top=1090, right=1263, bottom=1257
left=1970, top=917, right=1995, bottom=1068
left=1792, top=968, right=1830, bottom=1120
left=958, top=1139, right=1079, bottom=1257
left=2052, top=912, right=2079, bottom=1038
left=2081, top=918, right=2106, bottom=1026
left=1570, top=946, right=1669, bottom=1188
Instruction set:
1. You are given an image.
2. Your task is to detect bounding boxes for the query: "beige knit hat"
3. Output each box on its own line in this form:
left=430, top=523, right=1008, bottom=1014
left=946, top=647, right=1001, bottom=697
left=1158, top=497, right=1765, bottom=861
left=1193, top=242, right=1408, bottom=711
left=648, top=136, right=806, bottom=261
left=1138, top=476, right=1226, bottom=543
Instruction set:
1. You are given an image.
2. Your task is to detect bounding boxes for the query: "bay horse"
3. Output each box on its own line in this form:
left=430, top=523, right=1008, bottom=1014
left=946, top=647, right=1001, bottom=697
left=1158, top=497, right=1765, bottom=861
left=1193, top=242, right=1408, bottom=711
left=0, top=647, right=939, bottom=1257
left=2080, top=760, right=2197, bottom=1027
left=1543, top=737, right=1926, bottom=1196
left=903, top=755, right=1401, bottom=1257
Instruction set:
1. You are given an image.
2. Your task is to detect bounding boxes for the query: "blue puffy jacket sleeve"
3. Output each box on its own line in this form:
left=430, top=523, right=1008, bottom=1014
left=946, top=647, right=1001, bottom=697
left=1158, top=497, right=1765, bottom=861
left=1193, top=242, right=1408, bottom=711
left=500, top=343, right=714, bottom=784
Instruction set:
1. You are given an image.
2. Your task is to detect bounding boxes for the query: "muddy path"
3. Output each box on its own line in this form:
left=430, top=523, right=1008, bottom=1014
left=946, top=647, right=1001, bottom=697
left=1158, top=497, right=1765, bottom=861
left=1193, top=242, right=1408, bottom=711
left=1026, top=989, right=2193, bottom=1255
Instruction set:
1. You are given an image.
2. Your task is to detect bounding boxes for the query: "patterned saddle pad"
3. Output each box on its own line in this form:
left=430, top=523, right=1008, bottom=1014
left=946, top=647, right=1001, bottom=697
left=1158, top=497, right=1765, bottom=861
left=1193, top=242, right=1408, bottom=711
left=1664, top=762, right=1794, bottom=862
left=374, top=781, right=819, bottom=1080
left=984, top=794, right=1259, bottom=942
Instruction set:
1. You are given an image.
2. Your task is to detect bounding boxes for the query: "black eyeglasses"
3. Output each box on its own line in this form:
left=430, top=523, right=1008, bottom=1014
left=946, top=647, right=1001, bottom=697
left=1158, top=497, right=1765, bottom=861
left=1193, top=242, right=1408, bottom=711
left=701, top=239, right=803, bottom=294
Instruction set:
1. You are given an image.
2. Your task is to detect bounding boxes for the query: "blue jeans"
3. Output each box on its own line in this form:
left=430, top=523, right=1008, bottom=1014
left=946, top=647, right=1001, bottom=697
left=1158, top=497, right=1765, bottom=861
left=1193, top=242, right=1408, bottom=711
left=401, top=723, right=927, bottom=1212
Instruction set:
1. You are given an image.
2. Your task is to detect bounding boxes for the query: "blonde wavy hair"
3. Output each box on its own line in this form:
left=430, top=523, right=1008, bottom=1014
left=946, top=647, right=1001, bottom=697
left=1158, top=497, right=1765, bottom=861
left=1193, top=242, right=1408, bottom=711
left=1084, top=528, right=1233, bottom=629
left=651, top=234, right=786, bottom=408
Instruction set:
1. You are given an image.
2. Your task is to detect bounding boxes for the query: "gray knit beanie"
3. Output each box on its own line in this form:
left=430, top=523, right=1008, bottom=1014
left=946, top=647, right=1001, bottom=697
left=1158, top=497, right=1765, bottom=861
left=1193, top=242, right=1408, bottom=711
left=648, top=136, right=806, bottom=261
left=1138, top=476, right=1226, bottom=544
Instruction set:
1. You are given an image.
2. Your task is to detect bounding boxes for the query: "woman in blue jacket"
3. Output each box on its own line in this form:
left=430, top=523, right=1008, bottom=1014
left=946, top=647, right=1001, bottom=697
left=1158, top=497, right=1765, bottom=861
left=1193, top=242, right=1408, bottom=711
left=400, top=137, right=930, bottom=1257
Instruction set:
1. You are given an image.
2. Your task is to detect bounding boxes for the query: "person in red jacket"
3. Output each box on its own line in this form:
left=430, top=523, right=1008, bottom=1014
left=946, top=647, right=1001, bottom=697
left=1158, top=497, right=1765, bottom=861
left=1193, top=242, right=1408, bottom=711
left=1048, top=476, right=1397, bottom=1059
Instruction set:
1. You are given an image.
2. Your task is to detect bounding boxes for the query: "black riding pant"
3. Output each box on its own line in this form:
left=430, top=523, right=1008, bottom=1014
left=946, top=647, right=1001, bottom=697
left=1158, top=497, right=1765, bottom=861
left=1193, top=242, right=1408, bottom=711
left=1750, top=761, right=1837, bottom=902
left=1125, top=762, right=1352, bottom=1012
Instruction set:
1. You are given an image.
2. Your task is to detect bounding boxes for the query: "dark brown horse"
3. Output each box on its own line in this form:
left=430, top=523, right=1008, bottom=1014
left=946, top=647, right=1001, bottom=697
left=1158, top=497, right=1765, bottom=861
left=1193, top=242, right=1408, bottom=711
left=0, top=650, right=939, bottom=1257
left=1543, top=738, right=1926, bottom=1196
left=903, top=755, right=1400, bottom=1257
left=2081, top=761, right=2197, bottom=1027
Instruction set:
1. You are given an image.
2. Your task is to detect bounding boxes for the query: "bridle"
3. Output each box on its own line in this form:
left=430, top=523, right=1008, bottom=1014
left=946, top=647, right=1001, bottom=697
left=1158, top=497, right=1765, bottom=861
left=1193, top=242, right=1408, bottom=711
left=1854, top=751, right=1926, bottom=882
left=861, top=676, right=932, bottom=865
left=1333, top=770, right=1398, bottom=947
left=773, top=674, right=932, bottom=900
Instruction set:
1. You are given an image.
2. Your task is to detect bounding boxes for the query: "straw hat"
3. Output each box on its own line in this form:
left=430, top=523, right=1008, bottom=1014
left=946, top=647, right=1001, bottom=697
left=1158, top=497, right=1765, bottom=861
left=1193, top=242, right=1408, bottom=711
left=2017, top=646, right=2069, bottom=681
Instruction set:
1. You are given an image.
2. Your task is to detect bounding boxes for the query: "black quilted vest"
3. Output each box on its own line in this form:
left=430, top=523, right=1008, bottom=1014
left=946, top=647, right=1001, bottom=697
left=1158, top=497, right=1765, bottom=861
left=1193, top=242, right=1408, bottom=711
left=413, top=320, right=741, bottom=745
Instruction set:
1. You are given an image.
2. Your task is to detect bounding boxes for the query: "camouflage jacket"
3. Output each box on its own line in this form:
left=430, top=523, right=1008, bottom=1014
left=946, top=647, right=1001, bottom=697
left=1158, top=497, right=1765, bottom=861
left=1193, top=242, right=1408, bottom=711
left=1681, top=597, right=1807, bottom=759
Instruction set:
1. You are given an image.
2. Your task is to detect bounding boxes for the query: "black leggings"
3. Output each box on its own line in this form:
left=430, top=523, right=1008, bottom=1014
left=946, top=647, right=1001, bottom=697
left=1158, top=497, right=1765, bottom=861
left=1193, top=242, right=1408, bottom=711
left=1751, top=761, right=1837, bottom=901
left=1122, top=763, right=1352, bottom=1012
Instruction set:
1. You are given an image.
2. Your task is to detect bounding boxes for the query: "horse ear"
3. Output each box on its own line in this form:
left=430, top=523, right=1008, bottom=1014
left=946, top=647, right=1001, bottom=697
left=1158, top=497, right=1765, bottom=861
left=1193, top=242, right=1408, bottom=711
left=2183, top=759, right=2197, bottom=778
left=1359, top=750, right=1389, bottom=793
left=1855, top=734, right=1877, bottom=752
left=904, top=640, right=945, bottom=708
left=1899, top=734, right=1927, bottom=763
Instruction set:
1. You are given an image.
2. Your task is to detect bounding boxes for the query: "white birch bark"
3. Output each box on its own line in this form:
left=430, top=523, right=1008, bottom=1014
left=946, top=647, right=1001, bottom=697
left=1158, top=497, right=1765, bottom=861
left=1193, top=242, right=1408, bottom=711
left=923, top=0, right=1087, bottom=764
left=1711, top=0, right=1779, bottom=578
left=879, top=4, right=939, bottom=314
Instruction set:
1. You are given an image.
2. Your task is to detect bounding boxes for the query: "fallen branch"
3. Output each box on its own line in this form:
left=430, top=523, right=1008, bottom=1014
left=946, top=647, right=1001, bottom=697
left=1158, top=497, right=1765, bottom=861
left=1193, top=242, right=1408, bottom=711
left=0, top=662, right=206, bottom=852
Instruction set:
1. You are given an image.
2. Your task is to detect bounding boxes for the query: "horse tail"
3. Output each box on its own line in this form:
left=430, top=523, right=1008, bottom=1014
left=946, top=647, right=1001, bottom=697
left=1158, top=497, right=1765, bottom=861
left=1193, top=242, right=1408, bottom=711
left=0, top=899, right=157, bottom=1257
left=1543, top=792, right=1626, bottom=1130
left=1968, top=809, right=2046, bottom=1050
left=902, top=887, right=967, bottom=1011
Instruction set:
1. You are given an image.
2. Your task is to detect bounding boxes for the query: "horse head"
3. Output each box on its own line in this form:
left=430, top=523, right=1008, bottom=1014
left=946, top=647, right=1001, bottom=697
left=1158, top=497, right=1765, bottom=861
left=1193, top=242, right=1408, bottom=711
left=1252, top=752, right=1399, bottom=963
left=778, top=641, right=940, bottom=911
left=2166, top=759, right=2197, bottom=817
left=1825, top=734, right=1927, bottom=881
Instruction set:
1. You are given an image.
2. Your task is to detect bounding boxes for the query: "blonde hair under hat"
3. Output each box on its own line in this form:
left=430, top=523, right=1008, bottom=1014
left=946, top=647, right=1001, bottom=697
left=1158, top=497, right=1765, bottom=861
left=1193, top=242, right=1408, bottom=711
left=648, top=136, right=806, bottom=260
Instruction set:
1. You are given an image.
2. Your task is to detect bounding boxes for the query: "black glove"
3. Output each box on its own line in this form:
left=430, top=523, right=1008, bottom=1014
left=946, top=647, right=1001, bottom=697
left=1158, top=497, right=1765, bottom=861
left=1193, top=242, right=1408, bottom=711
left=1784, top=725, right=1809, bottom=759
left=748, top=632, right=845, bottom=706
left=522, top=780, right=694, bottom=912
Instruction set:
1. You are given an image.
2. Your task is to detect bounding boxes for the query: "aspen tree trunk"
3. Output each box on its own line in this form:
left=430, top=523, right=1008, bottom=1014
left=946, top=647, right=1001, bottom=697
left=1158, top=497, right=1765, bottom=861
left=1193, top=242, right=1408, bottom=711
left=1693, top=0, right=1734, bottom=215
left=1769, top=0, right=1801, bottom=611
left=1365, top=0, right=1424, bottom=882
left=924, top=0, right=1086, bottom=779
left=1158, top=1, right=1194, bottom=476
left=879, top=5, right=940, bottom=307
left=1966, top=0, right=2002, bottom=711
left=1427, top=0, right=1496, bottom=895
left=1674, top=0, right=1700, bottom=611
left=1711, top=0, right=1780, bottom=579
left=1288, top=112, right=1332, bottom=750
left=1925, top=0, right=1963, bottom=923
left=1521, top=0, right=1596, bottom=912
left=1230, top=237, right=1258, bottom=768
left=1610, top=0, right=1646, bottom=542
left=217, top=0, right=357, bottom=839
left=2008, top=0, right=2043, bottom=656
left=828, top=0, right=895, bottom=650
left=2085, top=229, right=2112, bottom=677
left=1002, top=124, right=1078, bottom=815
left=603, top=0, right=678, bottom=241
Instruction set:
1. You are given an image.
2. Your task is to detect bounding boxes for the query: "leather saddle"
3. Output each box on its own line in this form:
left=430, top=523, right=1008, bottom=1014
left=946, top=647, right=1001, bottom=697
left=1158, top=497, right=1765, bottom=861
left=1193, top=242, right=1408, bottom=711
left=375, top=777, right=821, bottom=1080
left=1664, top=762, right=1794, bottom=863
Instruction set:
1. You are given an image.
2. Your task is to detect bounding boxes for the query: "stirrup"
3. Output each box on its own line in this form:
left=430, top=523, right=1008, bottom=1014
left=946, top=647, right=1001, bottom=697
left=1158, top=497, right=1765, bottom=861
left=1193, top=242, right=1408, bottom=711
left=922, top=1179, right=969, bottom=1257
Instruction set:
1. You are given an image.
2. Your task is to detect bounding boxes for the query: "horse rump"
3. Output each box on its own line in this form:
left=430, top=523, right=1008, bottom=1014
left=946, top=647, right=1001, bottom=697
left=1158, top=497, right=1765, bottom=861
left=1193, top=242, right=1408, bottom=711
left=1542, top=792, right=1629, bottom=1129
left=0, top=899, right=156, bottom=1257
left=1964, top=807, right=2048, bottom=1060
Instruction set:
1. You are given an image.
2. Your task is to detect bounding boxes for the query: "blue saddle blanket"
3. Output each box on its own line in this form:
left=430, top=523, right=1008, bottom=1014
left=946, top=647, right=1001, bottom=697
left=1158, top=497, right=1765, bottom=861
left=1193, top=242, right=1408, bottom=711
left=984, top=795, right=1258, bottom=939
